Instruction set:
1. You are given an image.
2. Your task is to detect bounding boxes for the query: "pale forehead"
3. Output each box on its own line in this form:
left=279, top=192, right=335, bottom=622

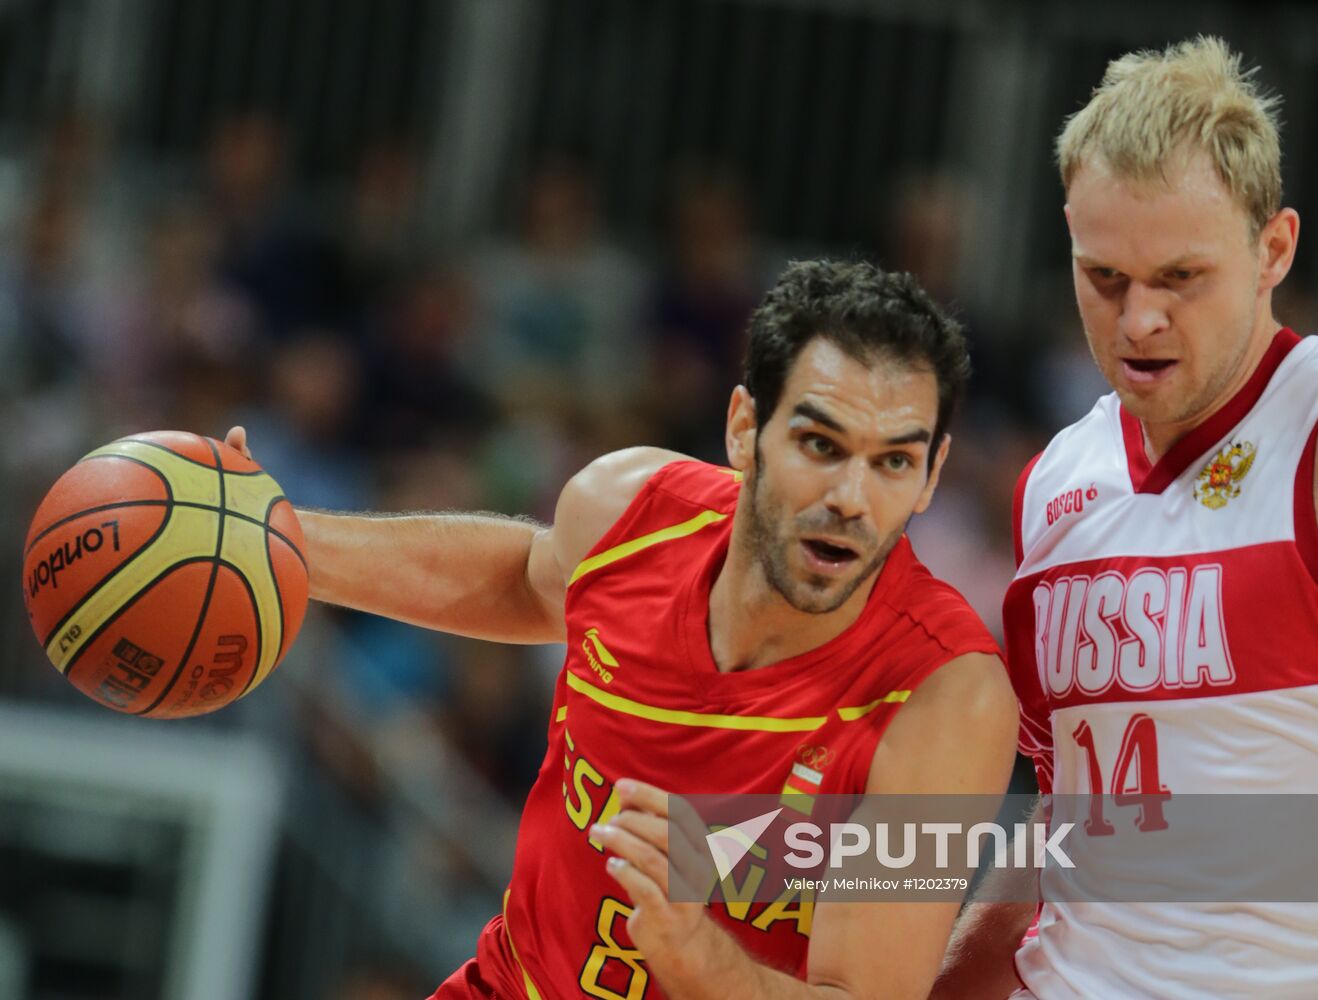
left=1066, top=152, right=1253, bottom=263
left=780, top=338, right=938, bottom=429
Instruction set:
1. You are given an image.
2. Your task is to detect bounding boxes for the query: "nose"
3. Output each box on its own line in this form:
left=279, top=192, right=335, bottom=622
left=1119, top=281, right=1172, bottom=344
left=824, top=457, right=868, bottom=522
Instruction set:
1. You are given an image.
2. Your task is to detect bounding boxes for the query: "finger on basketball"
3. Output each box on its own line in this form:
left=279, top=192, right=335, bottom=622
left=224, top=426, right=251, bottom=459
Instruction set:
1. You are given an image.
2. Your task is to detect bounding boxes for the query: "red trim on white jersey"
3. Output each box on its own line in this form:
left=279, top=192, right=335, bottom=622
left=1297, top=416, right=1318, bottom=585
left=1013, top=452, right=1043, bottom=569
left=1119, top=328, right=1302, bottom=493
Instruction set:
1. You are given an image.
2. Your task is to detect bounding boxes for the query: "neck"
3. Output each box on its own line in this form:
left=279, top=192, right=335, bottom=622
left=1141, top=313, right=1281, bottom=463
left=706, top=506, right=880, bottom=673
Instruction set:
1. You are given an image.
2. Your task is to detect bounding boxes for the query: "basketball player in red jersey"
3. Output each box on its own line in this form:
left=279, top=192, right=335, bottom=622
left=228, top=260, right=1017, bottom=998
left=933, top=38, right=1318, bottom=999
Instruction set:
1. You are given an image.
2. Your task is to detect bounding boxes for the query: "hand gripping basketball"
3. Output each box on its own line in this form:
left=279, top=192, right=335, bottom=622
left=22, top=430, right=308, bottom=718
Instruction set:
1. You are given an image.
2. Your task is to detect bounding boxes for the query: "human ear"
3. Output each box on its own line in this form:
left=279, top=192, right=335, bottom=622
left=913, top=434, right=952, bottom=514
left=725, top=386, right=757, bottom=472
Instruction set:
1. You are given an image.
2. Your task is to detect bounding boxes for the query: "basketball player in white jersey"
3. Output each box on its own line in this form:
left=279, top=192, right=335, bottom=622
left=931, top=37, right=1318, bottom=999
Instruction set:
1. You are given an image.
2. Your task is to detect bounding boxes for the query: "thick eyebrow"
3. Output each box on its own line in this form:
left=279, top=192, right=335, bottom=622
left=791, top=402, right=933, bottom=446
left=792, top=401, right=846, bottom=434
left=884, top=428, right=933, bottom=446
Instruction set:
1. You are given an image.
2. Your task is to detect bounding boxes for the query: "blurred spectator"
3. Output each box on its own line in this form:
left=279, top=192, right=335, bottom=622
left=236, top=331, right=373, bottom=511
left=882, top=170, right=968, bottom=308
left=464, top=156, right=645, bottom=423
left=434, top=639, right=551, bottom=802
left=0, top=177, right=99, bottom=489
left=357, top=263, right=494, bottom=452
left=0, top=188, right=91, bottom=394
left=907, top=420, right=1043, bottom=639
left=92, top=198, right=259, bottom=435
left=878, top=169, right=1033, bottom=424
left=1025, top=278, right=1113, bottom=431
left=207, top=112, right=345, bottom=338
left=645, top=164, right=765, bottom=460
left=342, top=138, right=428, bottom=307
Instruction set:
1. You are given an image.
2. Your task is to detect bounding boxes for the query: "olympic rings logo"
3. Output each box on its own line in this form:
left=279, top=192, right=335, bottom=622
left=797, top=744, right=833, bottom=769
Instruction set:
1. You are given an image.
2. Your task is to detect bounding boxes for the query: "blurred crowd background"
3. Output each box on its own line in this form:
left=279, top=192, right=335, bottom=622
left=0, top=1, right=1316, bottom=998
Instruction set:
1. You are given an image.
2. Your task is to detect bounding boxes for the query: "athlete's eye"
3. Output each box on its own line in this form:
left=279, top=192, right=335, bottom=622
left=1166, top=268, right=1198, bottom=283
left=879, top=453, right=914, bottom=472
left=1089, top=266, right=1121, bottom=281
left=802, top=434, right=839, bottom=458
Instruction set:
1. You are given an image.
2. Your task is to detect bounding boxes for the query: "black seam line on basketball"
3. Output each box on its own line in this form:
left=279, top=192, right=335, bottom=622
left=236, top=494, right=290, bottom=699
left=39, top=501, right=178, bottom=651
left=170, top=500, right=307, bottom=566
left=25, top=500, right=173, bottom=558
left=264, top=494, right=307, bottom=566
left=61, top=557, right=217, bottom=681
left=227, top=559, right=266, bottom=700
left=134, top=438, right=228, bottom=716
left=26, top=453, right=174, bottom=557
left=88, top=497, right=306, bottom=568
left=124, top=437, right=268, bottom=475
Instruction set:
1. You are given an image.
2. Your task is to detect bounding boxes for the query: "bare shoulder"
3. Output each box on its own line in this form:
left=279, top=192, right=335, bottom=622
left=910, top=652, right=1017, bottom=719
left=868, top=652, right=1018, bottom=795
left=551, top=446, right=692, bottom=581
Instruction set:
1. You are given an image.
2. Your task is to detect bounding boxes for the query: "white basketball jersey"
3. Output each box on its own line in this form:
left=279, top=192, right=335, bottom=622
left=1003, top=330, right=1318, bottom=999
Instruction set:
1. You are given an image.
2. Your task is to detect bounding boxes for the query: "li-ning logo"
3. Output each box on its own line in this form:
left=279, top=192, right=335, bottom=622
left=581, top=627, right=619, bottom=684
left=1046, top=484, right=1099, bottom=526
left=1194, top=441, right=1256, bottom=510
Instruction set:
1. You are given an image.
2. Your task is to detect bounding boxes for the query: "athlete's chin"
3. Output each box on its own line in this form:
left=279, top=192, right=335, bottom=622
left=784, top=585, right=851, bottom=615
left=1115, top=382, right=1185, bottom=421
left=783, top=569, right=868, bottom=615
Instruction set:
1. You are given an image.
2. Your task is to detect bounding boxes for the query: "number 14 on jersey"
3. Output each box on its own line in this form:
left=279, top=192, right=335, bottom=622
left=1072, top=713, right=1171, bottom=834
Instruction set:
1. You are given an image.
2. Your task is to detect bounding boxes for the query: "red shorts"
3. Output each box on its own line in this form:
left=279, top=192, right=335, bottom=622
left=426, top=913, right=520, bottom=1000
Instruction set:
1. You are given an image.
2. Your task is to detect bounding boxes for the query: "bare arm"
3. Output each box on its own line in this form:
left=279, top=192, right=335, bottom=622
left=801, top=652, right=1020, bottom=1000
left=595, top=652, right=1019, bottom=1000
left=296, top=508, right=562, bottom=643
left=928, top=800, right=1041, bottom=1000
left=225, top=427, right=686, bottom=644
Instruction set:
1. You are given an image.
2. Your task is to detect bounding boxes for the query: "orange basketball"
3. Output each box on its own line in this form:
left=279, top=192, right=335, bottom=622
left=21, top=430, right=308, bottom=718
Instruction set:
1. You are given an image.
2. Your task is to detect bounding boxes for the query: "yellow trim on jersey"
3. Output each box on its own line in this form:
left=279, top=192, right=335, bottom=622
left=568, top=509, right=729, bottom=585
left=837, top=690, right=911, bottom=720
left=566, top=671, right=828, bottom=732
left=779, top=789, right=817, bottom=816
left=502, top=890, right=544, bottom=1000
left=554, top=705, right=567, bottom=723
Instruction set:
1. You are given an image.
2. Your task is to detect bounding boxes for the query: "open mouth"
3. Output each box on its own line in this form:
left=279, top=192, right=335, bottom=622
left=802, top=538, right=859, bottom=571
left=1124, top=358, right=1176, bottom=373
left=1121, top=357, right=1178, bottom=384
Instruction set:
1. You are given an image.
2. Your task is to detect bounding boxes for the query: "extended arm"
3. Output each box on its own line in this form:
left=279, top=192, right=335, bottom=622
left=296, top=508, right=563, bottom=643
left=225, top=427, right=685, bottom=644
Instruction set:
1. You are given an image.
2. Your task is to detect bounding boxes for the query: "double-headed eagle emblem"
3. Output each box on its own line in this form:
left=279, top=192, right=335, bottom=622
left=1193, top=441, right=1256, bottom=510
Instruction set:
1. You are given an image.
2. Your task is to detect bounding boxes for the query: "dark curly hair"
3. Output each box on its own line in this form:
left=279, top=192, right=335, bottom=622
left=743, top=260, right=971, bottom=468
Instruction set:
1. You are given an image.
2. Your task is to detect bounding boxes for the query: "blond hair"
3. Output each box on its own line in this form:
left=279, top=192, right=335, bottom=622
left=1057, top=36, right=1282, bottom=237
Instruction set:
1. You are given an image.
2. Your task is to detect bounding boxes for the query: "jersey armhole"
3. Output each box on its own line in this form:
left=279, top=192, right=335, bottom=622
left=844, top=636, right=1003, bottom=792
left=1012, top=452, right=1044, bottom=569
left=1295, top=417, right=1318, bottom=585
left=566, top=461, right=680, bottom=585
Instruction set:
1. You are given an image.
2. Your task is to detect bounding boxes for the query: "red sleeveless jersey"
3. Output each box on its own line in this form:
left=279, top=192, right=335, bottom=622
left=477, top=460, right=998, bottom=999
